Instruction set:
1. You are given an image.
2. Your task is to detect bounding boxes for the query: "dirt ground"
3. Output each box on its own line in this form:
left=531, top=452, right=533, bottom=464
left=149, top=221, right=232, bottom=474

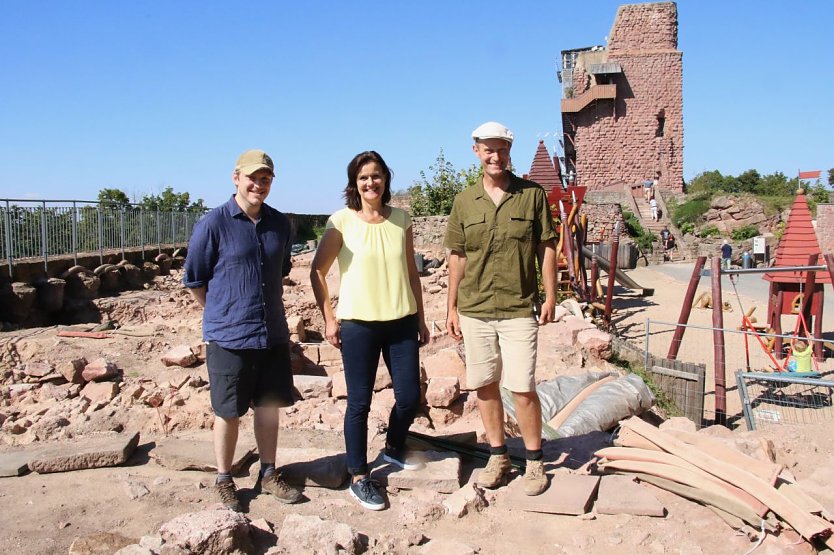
left=1, top=257, right=833, bottom=554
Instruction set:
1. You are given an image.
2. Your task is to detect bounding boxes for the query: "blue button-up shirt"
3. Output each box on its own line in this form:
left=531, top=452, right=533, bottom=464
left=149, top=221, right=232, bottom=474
left=184, top=196, right=293, bottom=349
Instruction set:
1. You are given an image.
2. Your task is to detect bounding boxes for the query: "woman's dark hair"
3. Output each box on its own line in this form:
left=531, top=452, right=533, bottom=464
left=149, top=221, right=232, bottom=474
left=344, top=151, right=392, bottom=210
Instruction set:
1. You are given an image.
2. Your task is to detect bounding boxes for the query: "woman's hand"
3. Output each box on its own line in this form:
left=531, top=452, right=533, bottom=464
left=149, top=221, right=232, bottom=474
left=418, top=319, right=431, bottom=346
left=325, top=319, right=341, bottom=348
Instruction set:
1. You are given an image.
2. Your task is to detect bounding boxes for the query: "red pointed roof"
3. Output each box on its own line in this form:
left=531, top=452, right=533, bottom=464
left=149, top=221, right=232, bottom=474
left=528, top=141, right=562, bottom=192
left=763, top=191, right=831, bottom=283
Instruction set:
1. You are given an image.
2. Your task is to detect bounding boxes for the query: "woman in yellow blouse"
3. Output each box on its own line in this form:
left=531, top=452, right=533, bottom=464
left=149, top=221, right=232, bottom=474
left=310, top=151, right=429, bottom=511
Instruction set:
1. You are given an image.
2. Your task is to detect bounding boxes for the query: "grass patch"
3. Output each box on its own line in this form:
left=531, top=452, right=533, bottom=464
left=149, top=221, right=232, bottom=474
left=671, top=197, right=710, bottom=228
left=608, top=352, right=682, bottom=418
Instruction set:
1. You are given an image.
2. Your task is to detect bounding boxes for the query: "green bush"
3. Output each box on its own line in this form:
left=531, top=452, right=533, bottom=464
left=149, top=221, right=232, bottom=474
left=731, top=225, right=759, bottom=241
left=679, top=222, right=695, bottom=235
left=699, top=225, right=720, bottom=238
left=671, top=198, right=710, bottom=228
left=621, top=209, right=656, bottom=253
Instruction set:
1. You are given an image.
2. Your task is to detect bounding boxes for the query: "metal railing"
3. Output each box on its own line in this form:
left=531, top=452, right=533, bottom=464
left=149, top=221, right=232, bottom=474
left=0, top=199, right=207, bottom=277
left=737, top=371, right=834, bottom=430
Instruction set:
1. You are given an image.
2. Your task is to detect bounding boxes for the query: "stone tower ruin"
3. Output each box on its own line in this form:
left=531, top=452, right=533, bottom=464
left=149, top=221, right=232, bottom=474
left=559, top=2, right=683, bottom=192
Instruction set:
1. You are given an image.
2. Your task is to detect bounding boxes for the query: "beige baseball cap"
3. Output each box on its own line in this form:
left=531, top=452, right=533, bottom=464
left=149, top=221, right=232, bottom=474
left=471, top=121, right=514, bottom=144
left=235, top=149, right=275, bottom=176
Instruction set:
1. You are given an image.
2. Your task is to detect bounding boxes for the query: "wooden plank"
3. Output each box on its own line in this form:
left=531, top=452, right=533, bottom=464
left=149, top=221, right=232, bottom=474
left=651, top=365, right=699, bottom=381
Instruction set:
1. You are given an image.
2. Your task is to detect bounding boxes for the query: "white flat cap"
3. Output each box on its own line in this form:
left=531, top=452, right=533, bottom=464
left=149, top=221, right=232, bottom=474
left=471, top=121, right=514, bottom=144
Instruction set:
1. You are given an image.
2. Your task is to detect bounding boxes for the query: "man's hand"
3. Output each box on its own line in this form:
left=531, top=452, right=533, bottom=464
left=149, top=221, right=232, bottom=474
left=446, top=311, right=462, bottom=341
left=538, top=298, right=556, bottom=326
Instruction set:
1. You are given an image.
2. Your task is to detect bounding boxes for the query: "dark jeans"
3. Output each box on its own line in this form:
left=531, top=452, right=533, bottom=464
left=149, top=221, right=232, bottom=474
left=340, top=314, right=421, bottom=476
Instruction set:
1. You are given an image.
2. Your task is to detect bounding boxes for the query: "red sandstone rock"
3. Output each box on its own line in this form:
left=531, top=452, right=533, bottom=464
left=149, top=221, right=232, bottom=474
left=158, top=507, right=252, bottom=555
left=160, top=345, right=196, bottom=367
left=426, top=377, right=461, bottom=408
left=81, top=381, right=119, bottom=404
left=294, top=375, right=332, bottom=399
left=82, top=358, right=118, bottom=382
left=287, top=315, right=306, bottom=342
left=24, top=362, right=54, bottom=378
left=331, top=371, right=347, bottom=399
left=576, top=328, right=612, bottom=359
left=422, top=348, right=468, bottom=390
left=275, top=514, right=360, bottom=554
left=58, top=358, right=88, bottom=384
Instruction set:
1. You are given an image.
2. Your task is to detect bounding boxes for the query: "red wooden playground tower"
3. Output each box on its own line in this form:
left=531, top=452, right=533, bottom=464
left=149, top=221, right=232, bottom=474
left=763, top=190, right=832, bottom=359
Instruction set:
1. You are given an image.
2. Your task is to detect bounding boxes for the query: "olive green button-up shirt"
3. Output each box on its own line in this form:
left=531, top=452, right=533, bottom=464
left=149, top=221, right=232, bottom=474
left=444, top=172, right=557, bottom=318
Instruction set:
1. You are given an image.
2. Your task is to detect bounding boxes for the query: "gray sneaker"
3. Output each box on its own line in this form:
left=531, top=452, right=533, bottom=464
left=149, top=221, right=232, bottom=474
left=349, top=477, right=385, bottom=511
left=215, top=480, right=242, bottom=512
left=260, top=472, right=302, bottom=504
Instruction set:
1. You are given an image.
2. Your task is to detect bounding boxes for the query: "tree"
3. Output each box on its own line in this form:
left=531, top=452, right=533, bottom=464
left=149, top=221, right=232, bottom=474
left=735, top=169, right=761, bottom=194
left=140, top=186, right=206, bottom=212
left=828, top=168, right=834, bottom=188
left=686, top=170, right=725, bottom=196
left=97, top=188, right=131, bottom=209
left=408, top=151, right=482, bottom=216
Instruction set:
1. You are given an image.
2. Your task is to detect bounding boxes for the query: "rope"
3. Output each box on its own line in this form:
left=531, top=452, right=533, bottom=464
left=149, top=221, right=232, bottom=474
left=729, top=274, right=785, bottom=372
left=740, top=519, right=767, bottom=555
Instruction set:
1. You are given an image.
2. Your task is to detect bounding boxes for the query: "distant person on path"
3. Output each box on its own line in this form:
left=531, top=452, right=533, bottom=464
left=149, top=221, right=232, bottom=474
left=643, top=177, right=654, bottom=202
left=184, top=149, right=302, bottom=512
left=660, top=226, right=675, bottom=256
left=310, top=150, right=429, bottom=511
left=721, top=239, right=733, bottom=270
left=445, top=121, right=558, bottom=496
left=649, top=197, right=658, bottom=221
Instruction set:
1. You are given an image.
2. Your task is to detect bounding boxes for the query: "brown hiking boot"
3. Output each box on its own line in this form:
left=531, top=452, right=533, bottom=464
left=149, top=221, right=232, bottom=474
left=215, top=480, right=242, bottom=512
left=477, top=453, right=511, bottom=488
left=260, top=472, right=302, bottom=504
left=523, top=459, right=547, bottom=496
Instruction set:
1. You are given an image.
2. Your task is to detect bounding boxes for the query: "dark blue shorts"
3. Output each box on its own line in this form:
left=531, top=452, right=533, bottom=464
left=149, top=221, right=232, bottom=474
left=206, top=342, right=295, bottom=418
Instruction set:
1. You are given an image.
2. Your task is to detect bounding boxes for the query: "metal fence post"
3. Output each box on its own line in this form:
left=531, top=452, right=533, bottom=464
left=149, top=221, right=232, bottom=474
left=4, top=200, right=12, bottom=279
left=644, top=319, right=651, bottom=371
left=736, top=371, right=755, bottom=431
left=72, top=201, right=78, bottom=266
left=120, top=209, right=125, bottom=262
left=157, top=210, right=161, bottom=255
left=41, top=200, right=48, bottom=273
left=97, top=203, right=104, bottom=265
left=140, top=206, right=145, bottom=262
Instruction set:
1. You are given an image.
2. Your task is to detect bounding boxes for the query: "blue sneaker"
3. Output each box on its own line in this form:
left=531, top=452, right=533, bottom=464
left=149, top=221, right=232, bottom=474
left=349, top=477, right=385, bottom=511
left=383, top=447, right=424, bottom=471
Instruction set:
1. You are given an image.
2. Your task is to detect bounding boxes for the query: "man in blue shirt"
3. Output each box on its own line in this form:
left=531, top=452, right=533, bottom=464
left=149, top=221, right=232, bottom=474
left=721, top=239, right=733, bottom=270
left=184, top=149, right=301, bottom=511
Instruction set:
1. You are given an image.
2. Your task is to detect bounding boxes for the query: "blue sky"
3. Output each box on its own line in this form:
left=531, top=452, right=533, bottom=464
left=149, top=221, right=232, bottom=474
left=1, top=1, right=831, bottom=214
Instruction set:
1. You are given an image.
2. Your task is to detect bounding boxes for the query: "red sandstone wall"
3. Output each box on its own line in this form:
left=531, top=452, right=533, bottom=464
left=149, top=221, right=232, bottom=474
left=817, top=204, right=834, bottom=256
left=564, top=2, right=683, bottom=192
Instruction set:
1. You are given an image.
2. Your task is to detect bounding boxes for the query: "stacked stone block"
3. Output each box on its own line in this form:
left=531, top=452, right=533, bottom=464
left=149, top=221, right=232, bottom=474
left=817, top=204, right=834, bottom=256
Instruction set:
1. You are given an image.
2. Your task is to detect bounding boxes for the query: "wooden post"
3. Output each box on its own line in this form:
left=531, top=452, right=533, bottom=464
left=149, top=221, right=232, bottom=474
left=773, top=289, right=784, bottom=358
left=710, top=256, right=726, bottom=425
left=577, top=214, right=589, bottom=300
left=604, top=223, right=620, bottom=326
left=667, top=256, right=706, bottom=360
left=800, top=254, right=818, bottom=332
left=813, top=291, right=824, bottom=360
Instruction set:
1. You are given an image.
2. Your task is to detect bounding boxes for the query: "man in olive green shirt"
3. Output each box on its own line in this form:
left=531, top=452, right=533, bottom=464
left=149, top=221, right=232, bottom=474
left=445, top=121, right=557, bottom=496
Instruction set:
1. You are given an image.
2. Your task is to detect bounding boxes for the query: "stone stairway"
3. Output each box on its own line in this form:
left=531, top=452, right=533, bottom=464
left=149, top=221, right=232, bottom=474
left=629, top=186, right=689, bottom=262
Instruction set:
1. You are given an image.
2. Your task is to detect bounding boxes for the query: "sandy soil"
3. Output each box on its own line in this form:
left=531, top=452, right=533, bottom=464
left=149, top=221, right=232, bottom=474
left=0, top=259, right=832, bottom=554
